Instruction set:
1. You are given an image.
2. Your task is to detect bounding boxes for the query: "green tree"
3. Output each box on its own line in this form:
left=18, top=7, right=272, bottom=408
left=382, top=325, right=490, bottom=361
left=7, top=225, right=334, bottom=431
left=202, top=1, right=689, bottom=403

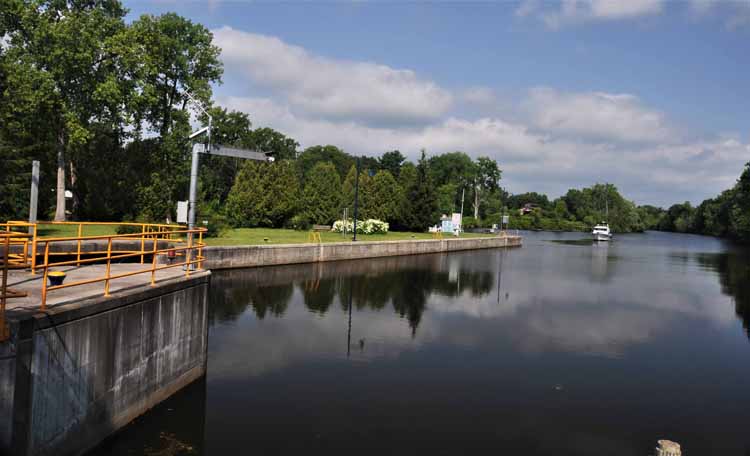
left=3, top=0, right=132, bottom=220
left=436, top=183, right=458, bottom=215
left=226, top=160, right=299, bottom=227
left=298, top=145, right=354, bottom=181
left=302, top=162, right=342, bottom=224
left=249, top=127, right=299, bottom=161
left=401, top=151, right=438, bottom=231
left=379, top=150, right=405, bottom=177
left=362, top=170, right=400, bottom=221
left=341, top=164, right=371, bottom=216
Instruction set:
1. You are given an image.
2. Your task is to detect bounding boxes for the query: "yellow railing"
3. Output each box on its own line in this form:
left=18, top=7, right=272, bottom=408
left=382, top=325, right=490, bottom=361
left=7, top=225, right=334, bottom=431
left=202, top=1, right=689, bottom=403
left=1, top=230, right=32, bottom=342
left=2, top=221, right=206, bottom=311
left=36, top=226, right=206, bottom=310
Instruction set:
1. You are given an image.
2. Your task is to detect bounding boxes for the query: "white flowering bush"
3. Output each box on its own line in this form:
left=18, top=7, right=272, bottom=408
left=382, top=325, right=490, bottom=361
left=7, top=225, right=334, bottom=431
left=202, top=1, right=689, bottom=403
left=332, top=219, right=389, bottom=234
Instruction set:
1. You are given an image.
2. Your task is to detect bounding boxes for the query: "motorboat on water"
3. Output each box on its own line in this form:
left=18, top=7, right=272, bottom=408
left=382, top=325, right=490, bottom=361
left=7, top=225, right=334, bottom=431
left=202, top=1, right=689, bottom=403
left=592, top=222, right=612, bottom=241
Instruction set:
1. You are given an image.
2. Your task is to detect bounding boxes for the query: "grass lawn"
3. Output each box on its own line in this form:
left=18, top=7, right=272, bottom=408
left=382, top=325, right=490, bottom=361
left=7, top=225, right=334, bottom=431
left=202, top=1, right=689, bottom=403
left=31, top=223, right=494, bottom=246
left=204, top=227, right=494, bottom=246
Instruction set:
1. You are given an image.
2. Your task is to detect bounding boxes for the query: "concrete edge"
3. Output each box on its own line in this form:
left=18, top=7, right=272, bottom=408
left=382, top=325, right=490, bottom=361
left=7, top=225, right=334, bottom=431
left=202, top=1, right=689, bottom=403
left=204, top=236, right=516, bottom=250
left=9, top=272, right=211, bottom=331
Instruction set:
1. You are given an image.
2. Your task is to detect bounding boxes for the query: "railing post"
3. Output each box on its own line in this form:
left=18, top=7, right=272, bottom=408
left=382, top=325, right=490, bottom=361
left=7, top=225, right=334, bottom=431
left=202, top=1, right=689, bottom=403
left=76, top=223, right=83, bottom=266
left=30, top=224, right=38, bottom=274
left=140, top=224, right=146, bottom=264
left=150, top=235, right=158, bottom=286
left=184, top=230, right=192, bottom=277
left=1, top=236, right=9, bottom=341
left=40, top=242, right=50, bottom=310
left=104, top=237, right=113, bottom=297
left=198, top=230, right=204, bottom=270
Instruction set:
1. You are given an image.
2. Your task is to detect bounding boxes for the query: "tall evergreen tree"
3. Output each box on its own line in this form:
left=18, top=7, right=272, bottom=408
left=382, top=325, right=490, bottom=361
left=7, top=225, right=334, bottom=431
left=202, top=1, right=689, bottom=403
left=401, top=151, right=438, bottom=231
left=226, top=160, right=299, bottom=227
left=302, top=162, right=342, bottom=224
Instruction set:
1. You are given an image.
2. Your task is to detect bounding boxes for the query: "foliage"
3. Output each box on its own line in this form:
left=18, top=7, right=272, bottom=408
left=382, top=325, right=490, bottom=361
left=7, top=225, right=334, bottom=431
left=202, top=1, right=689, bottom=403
left=379, top=150, right=405, bottom=177
left=399, top=151, right=439, bottom=232
left=657, top=162, right=750, bottom=242
left=361, top=170, right=400, bottom=221
left=302, top=162, right=342, bottom=224
left=226, top=160, right=299, bottom=227
left=297, top=145, right=354, bottom=181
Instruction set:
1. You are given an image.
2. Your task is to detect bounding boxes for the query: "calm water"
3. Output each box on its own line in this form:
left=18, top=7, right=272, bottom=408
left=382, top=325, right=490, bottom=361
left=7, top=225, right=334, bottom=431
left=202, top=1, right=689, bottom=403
left=93, top=231, right=750, bottom=455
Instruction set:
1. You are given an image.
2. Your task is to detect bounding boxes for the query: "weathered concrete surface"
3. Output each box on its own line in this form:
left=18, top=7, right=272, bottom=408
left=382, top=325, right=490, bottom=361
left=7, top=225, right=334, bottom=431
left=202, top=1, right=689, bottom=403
left=204, top=235, right=522, bottom=270
left=4, top=263, right=201, bottom=315
left=0, top=272, right=210, bottom=456
left=0, top=341, right=15, bottom=451
left=9, top=239, right=174, bottom=256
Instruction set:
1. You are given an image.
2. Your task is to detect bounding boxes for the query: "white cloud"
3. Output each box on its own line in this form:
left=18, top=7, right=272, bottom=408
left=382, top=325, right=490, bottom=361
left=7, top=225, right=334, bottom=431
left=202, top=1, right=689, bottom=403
left=212, top=28, right=750, bottom=207
left=524, top=87, right=674, bottom=143
left=517, top=0, right=663, bottom=28
left=212, top=26, right=453, bottom=126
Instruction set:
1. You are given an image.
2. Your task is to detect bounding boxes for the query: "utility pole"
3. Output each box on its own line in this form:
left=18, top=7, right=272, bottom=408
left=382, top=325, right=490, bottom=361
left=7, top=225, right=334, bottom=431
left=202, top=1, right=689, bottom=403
left=352, top=157, right=361, bottom=241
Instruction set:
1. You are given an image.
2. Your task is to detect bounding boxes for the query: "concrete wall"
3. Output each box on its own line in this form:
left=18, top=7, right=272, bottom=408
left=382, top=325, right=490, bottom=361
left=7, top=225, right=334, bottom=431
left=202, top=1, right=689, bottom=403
left=0, top=340, right=15, bottom=451
left=204, top=236, right=522, bottom=270
left=0, top=273, right=209, bottom=456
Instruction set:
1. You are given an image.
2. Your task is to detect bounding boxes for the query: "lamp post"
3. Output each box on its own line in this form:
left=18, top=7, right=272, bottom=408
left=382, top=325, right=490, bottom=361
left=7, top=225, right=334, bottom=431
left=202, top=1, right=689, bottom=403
left=352, top=157, right=361, bottom=242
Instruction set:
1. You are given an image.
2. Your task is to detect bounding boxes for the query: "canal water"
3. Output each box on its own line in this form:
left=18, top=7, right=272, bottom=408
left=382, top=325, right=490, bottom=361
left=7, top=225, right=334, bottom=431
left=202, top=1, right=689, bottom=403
left=92, top=231, right=750, bottom=455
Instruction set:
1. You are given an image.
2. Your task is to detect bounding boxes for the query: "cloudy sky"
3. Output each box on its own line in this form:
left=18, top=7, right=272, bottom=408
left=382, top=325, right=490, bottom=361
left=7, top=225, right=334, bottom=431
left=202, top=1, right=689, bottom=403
left=125, top=1, right=750, bottom=207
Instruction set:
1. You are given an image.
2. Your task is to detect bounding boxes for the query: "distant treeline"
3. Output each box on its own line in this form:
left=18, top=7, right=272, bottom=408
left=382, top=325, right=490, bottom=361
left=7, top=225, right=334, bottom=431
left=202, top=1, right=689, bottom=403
left=655, top=163, right=750, bottom=242
left=497, top=184, right=661, bottom=234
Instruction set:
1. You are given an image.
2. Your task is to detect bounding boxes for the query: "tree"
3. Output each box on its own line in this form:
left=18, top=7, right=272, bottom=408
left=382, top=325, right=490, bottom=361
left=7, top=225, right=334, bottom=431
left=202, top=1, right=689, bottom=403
left=3, top=0, right=131, bottom=220
left=473, top=156, right=501, bottom=219
left=198, top=107, right=254, bottom=211
left=302, top=162, right=342, bottom=224
left=226, top=160, right=299, bottom=227
left=401, top=151, right=438, bottom=231
left=124, top=12, right=222, bottom=220
left=729, top=163, right=750, bottom=241
left=436, top=183, right=458, bottom=215
left=341, top=164, right=371, bottom=216
left=362, top=170, right=400, bottom=221
left=428, top=151, right=477, bottom=214
left=379, top=150, right=405, bottom=177
left=249, top=127, right=299, bottom=161
left=297, top=145, right=354, bottom=181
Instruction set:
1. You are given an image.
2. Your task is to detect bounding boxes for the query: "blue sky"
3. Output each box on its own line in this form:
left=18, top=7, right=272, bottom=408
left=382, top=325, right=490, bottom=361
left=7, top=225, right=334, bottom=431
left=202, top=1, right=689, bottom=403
left=124, top=1, right=750, bottom=207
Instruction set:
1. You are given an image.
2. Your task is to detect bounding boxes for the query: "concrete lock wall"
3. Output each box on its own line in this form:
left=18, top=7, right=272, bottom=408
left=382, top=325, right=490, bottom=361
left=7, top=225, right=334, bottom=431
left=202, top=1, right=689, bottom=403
left=0, top=274, right=210, bottom=456
left=204, top=236, right=522, bottom=270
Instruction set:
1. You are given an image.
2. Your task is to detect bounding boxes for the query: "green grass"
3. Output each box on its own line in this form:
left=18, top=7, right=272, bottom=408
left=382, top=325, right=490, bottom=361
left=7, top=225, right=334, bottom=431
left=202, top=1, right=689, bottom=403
left=32, top=224, right=494, bottom=246
left=35, top=223, right=120, bottom=238
left=204, top=227, right=494, bottom=246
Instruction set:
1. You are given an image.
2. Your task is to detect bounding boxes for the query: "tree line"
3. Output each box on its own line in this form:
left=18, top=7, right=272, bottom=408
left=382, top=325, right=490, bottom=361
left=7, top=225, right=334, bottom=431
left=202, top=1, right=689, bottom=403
left=655, top=163, right=750, bottom=242
left=0, top=1, right=506, bottom=233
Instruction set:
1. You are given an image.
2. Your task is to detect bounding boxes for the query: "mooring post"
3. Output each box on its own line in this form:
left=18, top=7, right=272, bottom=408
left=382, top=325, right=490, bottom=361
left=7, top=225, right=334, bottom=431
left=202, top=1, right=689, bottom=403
left=655, top=440, right=681, bottom=456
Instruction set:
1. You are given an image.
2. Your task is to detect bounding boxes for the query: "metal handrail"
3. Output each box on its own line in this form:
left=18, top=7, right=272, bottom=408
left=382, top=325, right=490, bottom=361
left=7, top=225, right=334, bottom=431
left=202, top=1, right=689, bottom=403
left=1, top=231, right=32, bottom=342
left=36, top=226, right=207, bottom=310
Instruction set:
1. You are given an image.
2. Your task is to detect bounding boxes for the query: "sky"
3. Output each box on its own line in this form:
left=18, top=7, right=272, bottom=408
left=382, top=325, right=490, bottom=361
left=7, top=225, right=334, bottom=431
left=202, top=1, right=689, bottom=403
left=123, top=0, right=750, bottom=207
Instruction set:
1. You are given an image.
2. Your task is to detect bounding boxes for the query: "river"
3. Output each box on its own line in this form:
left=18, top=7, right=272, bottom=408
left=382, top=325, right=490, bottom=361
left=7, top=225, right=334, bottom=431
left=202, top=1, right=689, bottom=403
left=91, top=231, right=750, bottom=455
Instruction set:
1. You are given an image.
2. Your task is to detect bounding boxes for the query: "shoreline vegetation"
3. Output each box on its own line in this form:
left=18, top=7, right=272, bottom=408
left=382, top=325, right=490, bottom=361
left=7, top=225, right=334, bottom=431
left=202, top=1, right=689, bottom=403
left=1, top=2, right=748, bottom=244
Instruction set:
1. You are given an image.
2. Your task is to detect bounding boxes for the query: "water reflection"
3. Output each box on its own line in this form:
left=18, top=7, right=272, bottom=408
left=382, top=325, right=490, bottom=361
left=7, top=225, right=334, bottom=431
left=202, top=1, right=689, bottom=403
left=693, top=250, right=750, bottom=338
left=210, top=254, right=494, bottom=335
left=95, top=232, right=750, bottom=456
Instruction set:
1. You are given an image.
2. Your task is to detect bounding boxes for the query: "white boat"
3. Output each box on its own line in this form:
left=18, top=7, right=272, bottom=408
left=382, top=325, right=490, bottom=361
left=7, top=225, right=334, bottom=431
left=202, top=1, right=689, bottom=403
left=592, top=222, right=612, bottom=241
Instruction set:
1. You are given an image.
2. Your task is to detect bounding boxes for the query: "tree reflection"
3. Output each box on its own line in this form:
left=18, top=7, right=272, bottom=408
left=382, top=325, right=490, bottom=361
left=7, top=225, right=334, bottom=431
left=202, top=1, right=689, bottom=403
left=210, top=272, right=294, bottom=322
left=210, top=253, right=496, bottom=334
left=695, top=251, right=750, bottom=339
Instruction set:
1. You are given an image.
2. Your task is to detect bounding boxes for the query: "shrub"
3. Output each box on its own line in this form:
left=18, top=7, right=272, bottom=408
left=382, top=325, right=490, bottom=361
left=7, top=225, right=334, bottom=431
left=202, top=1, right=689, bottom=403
left=332, top=219, right=389, bottom=234
left=286, top=214, right=311, bottom=231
